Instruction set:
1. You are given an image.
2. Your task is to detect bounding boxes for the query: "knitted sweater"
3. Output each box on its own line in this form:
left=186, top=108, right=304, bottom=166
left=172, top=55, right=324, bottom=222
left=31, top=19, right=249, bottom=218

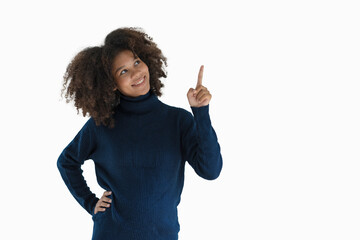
left=57, top=89, right=223, bottom=239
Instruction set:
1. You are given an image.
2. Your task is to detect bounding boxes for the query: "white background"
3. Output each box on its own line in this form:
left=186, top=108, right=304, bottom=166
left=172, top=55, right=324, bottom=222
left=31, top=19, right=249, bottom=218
left=1, top=0, right=359, bottom=239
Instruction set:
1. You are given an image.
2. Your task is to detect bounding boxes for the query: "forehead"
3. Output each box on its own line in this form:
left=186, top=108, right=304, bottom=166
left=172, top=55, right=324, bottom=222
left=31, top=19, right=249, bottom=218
left=113, top=49, right=136, bottom=65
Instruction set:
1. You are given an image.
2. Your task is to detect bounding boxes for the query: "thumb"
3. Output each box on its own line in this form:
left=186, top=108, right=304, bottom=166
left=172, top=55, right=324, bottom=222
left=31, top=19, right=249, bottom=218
left=188, top=88, right=198, bottom=96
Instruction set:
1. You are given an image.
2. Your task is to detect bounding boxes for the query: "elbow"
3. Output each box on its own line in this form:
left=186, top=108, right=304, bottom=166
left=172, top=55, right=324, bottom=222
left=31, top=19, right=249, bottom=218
left=57, top=155, right=64, bottom=171
left=201, top=157, right=223, bottom=181
left=203, top=172, right=221, bottom=181
left=56, top=151, right=68, bottom=171
left=204, top=167, right=222, bottom=180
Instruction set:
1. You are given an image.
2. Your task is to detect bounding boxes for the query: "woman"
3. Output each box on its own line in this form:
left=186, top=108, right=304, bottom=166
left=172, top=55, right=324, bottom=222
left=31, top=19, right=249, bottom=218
left=57, top=27, right=223, bottom=240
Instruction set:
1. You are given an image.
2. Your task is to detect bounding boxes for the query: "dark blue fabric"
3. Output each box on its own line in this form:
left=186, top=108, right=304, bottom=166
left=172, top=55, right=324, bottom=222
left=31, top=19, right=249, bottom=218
left=57, top=89, right=223, bottom=239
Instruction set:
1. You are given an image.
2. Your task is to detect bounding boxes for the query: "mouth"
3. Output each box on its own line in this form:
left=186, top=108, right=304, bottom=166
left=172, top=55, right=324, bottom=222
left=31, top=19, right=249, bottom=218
left=132, top=75, right=146, bottom=87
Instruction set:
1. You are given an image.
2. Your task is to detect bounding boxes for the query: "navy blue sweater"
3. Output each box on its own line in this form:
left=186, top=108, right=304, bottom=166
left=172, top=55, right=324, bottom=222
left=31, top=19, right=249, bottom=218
left=57, top=89, right=223, bottom=239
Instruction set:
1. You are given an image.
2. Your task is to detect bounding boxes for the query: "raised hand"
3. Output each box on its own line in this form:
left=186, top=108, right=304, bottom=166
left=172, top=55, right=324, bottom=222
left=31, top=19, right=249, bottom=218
left=187, top=65, right=212, bottom=107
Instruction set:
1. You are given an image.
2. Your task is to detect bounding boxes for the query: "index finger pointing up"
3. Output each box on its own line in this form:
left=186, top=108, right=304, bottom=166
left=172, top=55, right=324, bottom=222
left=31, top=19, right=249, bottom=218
left=196, top=65, right=204, bottom=88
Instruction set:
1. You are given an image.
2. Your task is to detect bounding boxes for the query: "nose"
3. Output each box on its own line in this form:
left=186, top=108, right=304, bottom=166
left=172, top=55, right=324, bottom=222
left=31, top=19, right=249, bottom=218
left=133, top=74, right=142, bottom=82
left=131, top=70, right=142, bottom=79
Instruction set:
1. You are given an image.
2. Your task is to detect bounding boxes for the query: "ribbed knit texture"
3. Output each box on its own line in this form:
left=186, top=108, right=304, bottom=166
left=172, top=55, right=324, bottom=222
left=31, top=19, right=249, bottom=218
left=57, top=89, right=223, bottom=239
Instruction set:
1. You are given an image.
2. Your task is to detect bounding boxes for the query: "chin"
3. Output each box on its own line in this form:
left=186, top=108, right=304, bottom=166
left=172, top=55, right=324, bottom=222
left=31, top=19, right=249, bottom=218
left=134, top=85, right=150, bottom=97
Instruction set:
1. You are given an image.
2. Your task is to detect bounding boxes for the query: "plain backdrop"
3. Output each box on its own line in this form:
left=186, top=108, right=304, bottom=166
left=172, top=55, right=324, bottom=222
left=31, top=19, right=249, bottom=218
left=0, top=0, right=359, bottom=239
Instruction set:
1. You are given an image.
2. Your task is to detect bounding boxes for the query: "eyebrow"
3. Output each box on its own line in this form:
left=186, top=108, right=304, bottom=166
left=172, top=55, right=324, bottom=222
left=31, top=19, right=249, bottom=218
left=114, top=55, right=138, bottom=76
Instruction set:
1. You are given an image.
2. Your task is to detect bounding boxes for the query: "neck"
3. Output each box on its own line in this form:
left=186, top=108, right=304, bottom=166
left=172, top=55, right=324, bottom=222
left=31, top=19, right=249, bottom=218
left=116, top=89, right=160, bottom=114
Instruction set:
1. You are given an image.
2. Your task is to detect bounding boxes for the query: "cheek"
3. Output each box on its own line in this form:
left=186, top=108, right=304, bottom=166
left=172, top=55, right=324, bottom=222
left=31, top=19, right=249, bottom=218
left=123, top=78, right=133, bottom=87
left=141, top=64, right=149, bottom=73
left=116, top=78, right=131, bottom=88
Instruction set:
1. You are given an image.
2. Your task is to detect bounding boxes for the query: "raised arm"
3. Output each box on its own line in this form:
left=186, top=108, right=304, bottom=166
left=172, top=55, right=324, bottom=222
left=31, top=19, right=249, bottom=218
left=182, top=65, right=223, bottom=180
left=180, top=105, right=223, bottom=180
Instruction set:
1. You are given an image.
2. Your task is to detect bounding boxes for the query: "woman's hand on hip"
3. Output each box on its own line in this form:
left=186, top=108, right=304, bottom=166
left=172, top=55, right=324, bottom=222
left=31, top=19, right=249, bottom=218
left=94, top=190, right=112, bottom=215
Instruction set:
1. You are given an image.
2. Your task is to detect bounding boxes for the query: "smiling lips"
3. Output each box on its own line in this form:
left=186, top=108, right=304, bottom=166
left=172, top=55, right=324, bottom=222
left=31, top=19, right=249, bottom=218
left=132, top=76, right=145, bottom=87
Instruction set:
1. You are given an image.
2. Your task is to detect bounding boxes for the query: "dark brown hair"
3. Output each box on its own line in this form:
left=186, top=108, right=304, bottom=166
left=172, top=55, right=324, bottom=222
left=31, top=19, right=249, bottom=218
left=60, top=27, right=168, bottom=129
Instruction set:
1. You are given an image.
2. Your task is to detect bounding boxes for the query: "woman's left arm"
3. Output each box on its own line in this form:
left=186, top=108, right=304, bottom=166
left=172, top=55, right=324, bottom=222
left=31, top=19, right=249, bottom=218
left=181, top=65, right=223, bottom=180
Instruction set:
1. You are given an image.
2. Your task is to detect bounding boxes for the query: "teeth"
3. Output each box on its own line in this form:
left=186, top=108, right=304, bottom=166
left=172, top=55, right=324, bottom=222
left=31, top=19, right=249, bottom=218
left=133, top=77, right=144, bottom=85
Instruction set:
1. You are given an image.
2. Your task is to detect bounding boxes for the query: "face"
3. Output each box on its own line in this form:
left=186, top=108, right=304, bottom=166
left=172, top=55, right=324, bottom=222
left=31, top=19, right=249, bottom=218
left=112, top=49, right=150, bottom=97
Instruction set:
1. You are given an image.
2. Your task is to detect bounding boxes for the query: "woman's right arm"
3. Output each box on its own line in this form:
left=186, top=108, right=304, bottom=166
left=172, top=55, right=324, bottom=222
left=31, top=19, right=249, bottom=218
left=56, top=117, right=99, bottom=216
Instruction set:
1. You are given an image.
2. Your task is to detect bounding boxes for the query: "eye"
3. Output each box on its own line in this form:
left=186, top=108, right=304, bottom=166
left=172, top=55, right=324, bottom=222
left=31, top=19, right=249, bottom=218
left=119, top=60, right=141, bottom=76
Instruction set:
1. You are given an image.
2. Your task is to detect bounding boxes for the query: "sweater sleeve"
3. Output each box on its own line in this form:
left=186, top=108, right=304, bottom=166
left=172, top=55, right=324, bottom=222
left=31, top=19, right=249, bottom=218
left=56, top=117, right=100, bottom=216
left=180, top=104, right=223, bottom=180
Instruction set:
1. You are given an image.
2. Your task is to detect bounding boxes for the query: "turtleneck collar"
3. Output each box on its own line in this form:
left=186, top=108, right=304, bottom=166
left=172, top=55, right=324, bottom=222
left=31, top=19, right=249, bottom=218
left=117, top=89, right=160, bottom=114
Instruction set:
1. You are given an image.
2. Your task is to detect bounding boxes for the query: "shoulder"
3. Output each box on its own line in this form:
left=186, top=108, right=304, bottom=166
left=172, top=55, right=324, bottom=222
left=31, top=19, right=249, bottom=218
left=161, top=103, right=195, bottom=133
left=159, top=101, right=193, bottom=120
left=83, top=116, right=96, bottom=129
left=79, top=117, right=98, bottom=137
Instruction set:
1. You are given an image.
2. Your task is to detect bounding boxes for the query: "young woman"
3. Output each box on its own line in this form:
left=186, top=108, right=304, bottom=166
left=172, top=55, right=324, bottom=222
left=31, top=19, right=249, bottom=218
left=57, top=27, right=223, bottom=240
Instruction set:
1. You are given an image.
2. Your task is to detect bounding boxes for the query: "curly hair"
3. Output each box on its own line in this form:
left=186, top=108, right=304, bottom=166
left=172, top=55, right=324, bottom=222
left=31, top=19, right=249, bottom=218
left=60, top=27, right=168, bottom=129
